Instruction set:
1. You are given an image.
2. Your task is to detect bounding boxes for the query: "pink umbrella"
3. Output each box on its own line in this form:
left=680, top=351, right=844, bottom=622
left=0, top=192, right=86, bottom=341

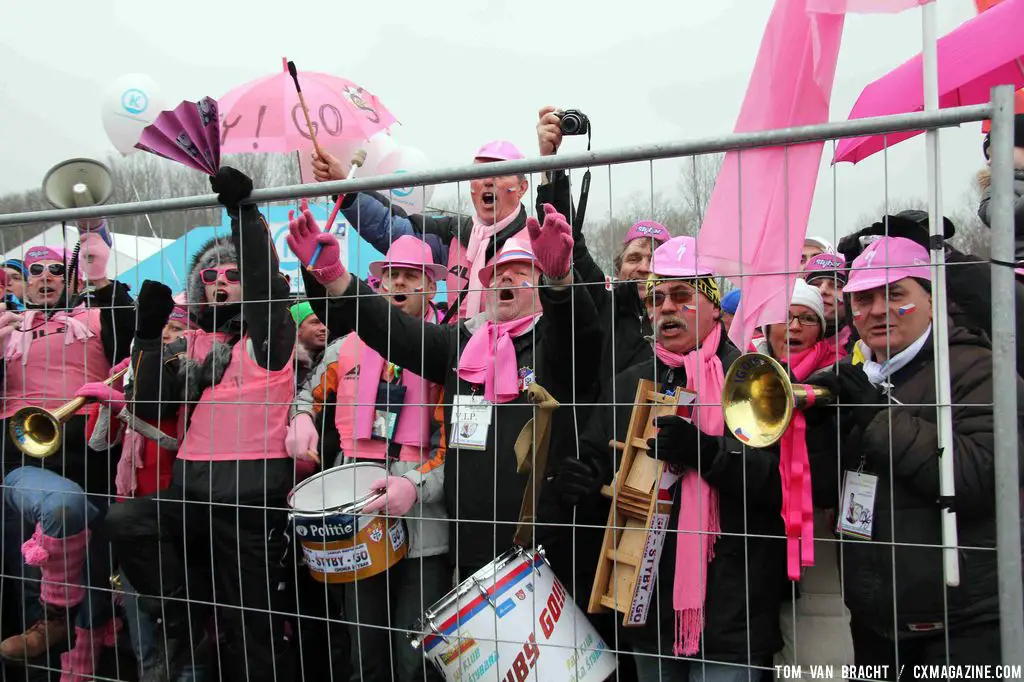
left=218, top=59, right=396, bottom=154
left=833, top=0, right=1024, bottom=164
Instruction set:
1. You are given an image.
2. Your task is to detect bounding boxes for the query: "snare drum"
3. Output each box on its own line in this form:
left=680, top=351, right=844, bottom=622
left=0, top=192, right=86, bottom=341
left=287, top=463, right=408, bottom=583
left=412, top=546, right=617, bottom=682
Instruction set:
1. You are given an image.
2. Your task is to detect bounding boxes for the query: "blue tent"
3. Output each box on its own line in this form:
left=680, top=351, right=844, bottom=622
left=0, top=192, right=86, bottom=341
left=117, top=205, right=448, bottom=302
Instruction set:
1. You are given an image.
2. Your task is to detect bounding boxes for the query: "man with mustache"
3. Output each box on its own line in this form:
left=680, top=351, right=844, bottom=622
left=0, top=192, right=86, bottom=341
left=287, top=235, right=450, bottom=682
left=551, top=236, right=786, bottom=681
left=288, top=203, right=601, bottom=583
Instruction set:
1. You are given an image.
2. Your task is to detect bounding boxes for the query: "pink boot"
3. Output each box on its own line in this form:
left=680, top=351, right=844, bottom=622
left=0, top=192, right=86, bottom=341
left=59, top=626, right=105, bottom=682
left=21, top=524, right=91, bottom=608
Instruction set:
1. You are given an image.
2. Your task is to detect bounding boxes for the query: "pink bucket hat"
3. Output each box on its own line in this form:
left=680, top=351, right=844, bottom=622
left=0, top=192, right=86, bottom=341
left=368, top=236, right=448, bottom=283
left=651, top=236, right=714, bottom=280
left=623, top=221, right=669, bottom=245
left=479, top=237, right=536, bottom=287
left=474, top=141, right=524, bottom=163
left=24, top=246, right=67, bottom=269
left=844, top=236, right=931, bottom=293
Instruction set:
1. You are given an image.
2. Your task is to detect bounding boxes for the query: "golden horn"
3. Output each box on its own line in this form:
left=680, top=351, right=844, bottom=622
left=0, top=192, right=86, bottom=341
left=9, top=366, right=129, bottom=459
left=721, top=352, right=832, bottom=448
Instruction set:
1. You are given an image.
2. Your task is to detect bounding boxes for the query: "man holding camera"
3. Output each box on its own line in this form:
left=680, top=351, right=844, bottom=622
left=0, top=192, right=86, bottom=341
left=310, top=109, right=584, bottom=321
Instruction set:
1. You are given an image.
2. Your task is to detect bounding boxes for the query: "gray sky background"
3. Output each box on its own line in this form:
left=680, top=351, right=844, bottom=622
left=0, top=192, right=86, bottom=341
left=0, top=0, right=990, bottom=242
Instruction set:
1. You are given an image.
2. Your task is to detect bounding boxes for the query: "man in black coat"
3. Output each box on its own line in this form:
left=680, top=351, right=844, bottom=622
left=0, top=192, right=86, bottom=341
left=549, top=236, right=786, bottom=681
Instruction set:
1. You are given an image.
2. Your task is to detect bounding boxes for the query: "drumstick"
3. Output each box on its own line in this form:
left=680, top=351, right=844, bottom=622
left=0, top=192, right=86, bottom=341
left=309, top=151, right=367, bottom=268
left=286, top=60, right=325, bottom=160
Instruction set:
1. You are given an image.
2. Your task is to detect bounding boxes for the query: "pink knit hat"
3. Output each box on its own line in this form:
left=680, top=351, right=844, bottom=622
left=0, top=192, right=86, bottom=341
left=474, top=141, right=524, bottom=162
left=623, top=221, right=669, bottom=245
left=844, top=236, right=931, bottom=293
left=24, top=246, right=67, bottom=269
left=168, top=292, right=195, bottom=328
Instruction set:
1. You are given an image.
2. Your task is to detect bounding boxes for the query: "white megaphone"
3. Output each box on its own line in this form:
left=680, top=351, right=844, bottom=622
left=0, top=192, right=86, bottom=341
left=41, top=158, right=114, bottom=209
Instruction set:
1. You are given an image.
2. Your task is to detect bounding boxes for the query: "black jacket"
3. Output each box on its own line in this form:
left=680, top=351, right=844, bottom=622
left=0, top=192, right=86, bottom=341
left=814, top=325, right=1024, bottom=638
left=550, top=331, right=787, bottom=664
left=316, top=273, right=602, bottom=571
left=537, top=175, right=653, bottom=389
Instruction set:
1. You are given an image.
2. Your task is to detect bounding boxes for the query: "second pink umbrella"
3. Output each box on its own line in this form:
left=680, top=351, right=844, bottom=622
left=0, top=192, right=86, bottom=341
left=833, top=0, right=1024, bottom=164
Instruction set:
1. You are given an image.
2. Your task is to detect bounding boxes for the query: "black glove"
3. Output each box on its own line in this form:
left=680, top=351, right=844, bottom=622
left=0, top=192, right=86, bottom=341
left=553, top=458, right=602, bottom=506
left=135, top=280, right=176, bottom=340
left=646, top=415, right=718, bottom=472
left=810, top=364, right=885, bottom=433
left=837, top=212, right=955, bottom=265
left=210, top=167, right=253, bottom=210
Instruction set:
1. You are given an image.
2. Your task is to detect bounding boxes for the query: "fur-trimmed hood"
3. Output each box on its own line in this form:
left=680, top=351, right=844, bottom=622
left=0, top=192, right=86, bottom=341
left=187, top=236, right=238, bottom=308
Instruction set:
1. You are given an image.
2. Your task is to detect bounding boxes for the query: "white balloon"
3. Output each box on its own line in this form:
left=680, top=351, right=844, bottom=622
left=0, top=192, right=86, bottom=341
left=358, top=131, right=399, bottom=176
left=373, top=146, right=435, bottom=214
left=101, top=74, right=167, bottom=156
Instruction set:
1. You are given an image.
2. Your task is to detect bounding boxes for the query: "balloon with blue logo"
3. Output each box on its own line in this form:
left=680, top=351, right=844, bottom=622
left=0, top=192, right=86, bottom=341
left=373, top=146, right=435, bottom=214
left=101, top=73, right=167, bottom=156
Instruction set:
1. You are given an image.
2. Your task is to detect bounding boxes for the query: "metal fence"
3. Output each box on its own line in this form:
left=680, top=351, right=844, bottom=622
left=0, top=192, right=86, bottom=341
left=0, top=88, right=1018, bottom=682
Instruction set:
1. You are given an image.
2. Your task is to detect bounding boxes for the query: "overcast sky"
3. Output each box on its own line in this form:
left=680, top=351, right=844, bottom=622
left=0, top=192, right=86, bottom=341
left=0, top=0, right=989, bottom=243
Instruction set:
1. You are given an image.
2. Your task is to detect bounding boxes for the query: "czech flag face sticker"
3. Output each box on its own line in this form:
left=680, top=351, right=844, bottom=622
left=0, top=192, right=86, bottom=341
left=897, top=303, right=916, bottom=316
left=734, top=427, right=751, bottom=443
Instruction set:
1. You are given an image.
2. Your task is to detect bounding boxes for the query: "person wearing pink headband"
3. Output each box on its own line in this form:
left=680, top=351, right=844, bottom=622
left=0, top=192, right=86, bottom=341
left=807, top=235, right=1017, bottom=672
left=1, top=231, right=136, bottom=676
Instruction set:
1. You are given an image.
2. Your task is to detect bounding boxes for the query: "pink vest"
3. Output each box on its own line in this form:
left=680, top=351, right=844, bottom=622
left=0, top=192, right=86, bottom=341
left=333, top=332, right=440, bottom=461
left=445, top=237, right=472, bottom=323
left=177, top=331, right=294, bottom=462
left=1, top=308, right=108, bottom=419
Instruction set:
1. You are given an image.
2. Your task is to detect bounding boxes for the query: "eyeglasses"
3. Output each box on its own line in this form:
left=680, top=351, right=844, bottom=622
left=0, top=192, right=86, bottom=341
left=788, top=313, right=821, bottom=327
left=28, top=263, right=65, bottom=277
left=200, top=266, right=241, bottom=284
left=644, top=288, right=695, bottom=308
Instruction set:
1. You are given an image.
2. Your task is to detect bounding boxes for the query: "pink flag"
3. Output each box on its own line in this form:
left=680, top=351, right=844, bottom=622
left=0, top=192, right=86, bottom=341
left=697, top=0, right=845, bottom=352
left=808, top=0, right=928, bottom=12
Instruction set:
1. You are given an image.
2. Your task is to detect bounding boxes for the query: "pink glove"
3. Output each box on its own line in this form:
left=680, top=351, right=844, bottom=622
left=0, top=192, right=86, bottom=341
left=78, top=233, right=111, bottom=283
left=526, top=203, right=573, bottom=280
left=110, top=356, right=132, bottom=376
left=286, top=204, right=345, bottom=284
left=0, top=311, right=23, bottom=341
left=76, top=383, right=126, bottom=414
left=362, top=476, right=417, bottom=517
left=285, top=413, right=320, bottom=463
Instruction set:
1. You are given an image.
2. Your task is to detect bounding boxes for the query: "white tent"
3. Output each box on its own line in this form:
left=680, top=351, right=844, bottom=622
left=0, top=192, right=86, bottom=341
left=0, top=224, right=173, bottom=280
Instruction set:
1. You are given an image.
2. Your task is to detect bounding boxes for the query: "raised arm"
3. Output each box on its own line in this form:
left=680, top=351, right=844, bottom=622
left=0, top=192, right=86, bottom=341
left=126, top=280, right=183, bottom=420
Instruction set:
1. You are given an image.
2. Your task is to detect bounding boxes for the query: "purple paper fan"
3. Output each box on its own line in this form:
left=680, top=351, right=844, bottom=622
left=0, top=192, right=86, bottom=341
left=135, top=97, right=221, bottom=175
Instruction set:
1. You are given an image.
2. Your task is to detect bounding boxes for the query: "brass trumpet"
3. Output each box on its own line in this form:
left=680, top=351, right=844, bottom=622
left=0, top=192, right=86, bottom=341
left=9, top=367, right=129, bottom=459
left=721, top=352, right=832, bottom=448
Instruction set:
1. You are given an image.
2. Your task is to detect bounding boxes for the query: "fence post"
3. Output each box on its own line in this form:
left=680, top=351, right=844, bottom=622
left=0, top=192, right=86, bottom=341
left=988, top=84, right=1023, bottom=666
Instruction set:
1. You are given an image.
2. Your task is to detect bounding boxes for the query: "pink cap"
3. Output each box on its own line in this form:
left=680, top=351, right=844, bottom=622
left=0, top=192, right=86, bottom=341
left=623, top=221, right=669, bottom=245
left=651, top=236, right=714, bottom=279
left=474, top=140, right=524, bottom=163
left=479, top=237, right=536, bottom=287
left=844, top=236, right=931, bottom=293
left=168, top=292, right=194, bottom=327
left=24, top=245, right=67, bottom=269
left=368, top=236, right=448, bottom=283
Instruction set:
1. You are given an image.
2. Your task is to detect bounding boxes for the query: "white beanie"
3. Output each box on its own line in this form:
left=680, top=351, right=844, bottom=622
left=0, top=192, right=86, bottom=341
left=791, top=278, right=827, bottom=335
left=804, top=235, right=835, bottom=253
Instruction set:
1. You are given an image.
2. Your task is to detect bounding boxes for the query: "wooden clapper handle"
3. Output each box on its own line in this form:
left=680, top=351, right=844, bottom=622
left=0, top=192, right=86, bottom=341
left=512, top=383, right=561, bottom=548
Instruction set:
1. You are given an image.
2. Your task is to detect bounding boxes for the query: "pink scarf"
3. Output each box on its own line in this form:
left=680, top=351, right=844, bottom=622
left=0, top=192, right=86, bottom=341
left=462, top=206, right=523, bottom=317
left=457, top=313, right=540, bottom=403
left=115, top=428, right=145, bottom=498
left=777, top=340, right=835, bottom=580
left=3, top=310, right=93, bottom=365
left=354, top=306, right=437, bottom=456
left=655, top=323, right=725, bottom=657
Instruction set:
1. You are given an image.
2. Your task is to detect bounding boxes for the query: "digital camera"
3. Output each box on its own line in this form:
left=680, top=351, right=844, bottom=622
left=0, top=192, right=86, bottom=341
left=558, top=109, right=590, bottom=136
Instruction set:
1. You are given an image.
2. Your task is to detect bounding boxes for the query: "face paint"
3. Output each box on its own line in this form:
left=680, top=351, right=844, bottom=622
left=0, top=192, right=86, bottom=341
left=852, top=310, right=863, bottom=319
left=734, top=427, right=751, bottom=443
left=897, top=303, right=917, bottom=316
left=681, top=304, right=696, bottom=314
